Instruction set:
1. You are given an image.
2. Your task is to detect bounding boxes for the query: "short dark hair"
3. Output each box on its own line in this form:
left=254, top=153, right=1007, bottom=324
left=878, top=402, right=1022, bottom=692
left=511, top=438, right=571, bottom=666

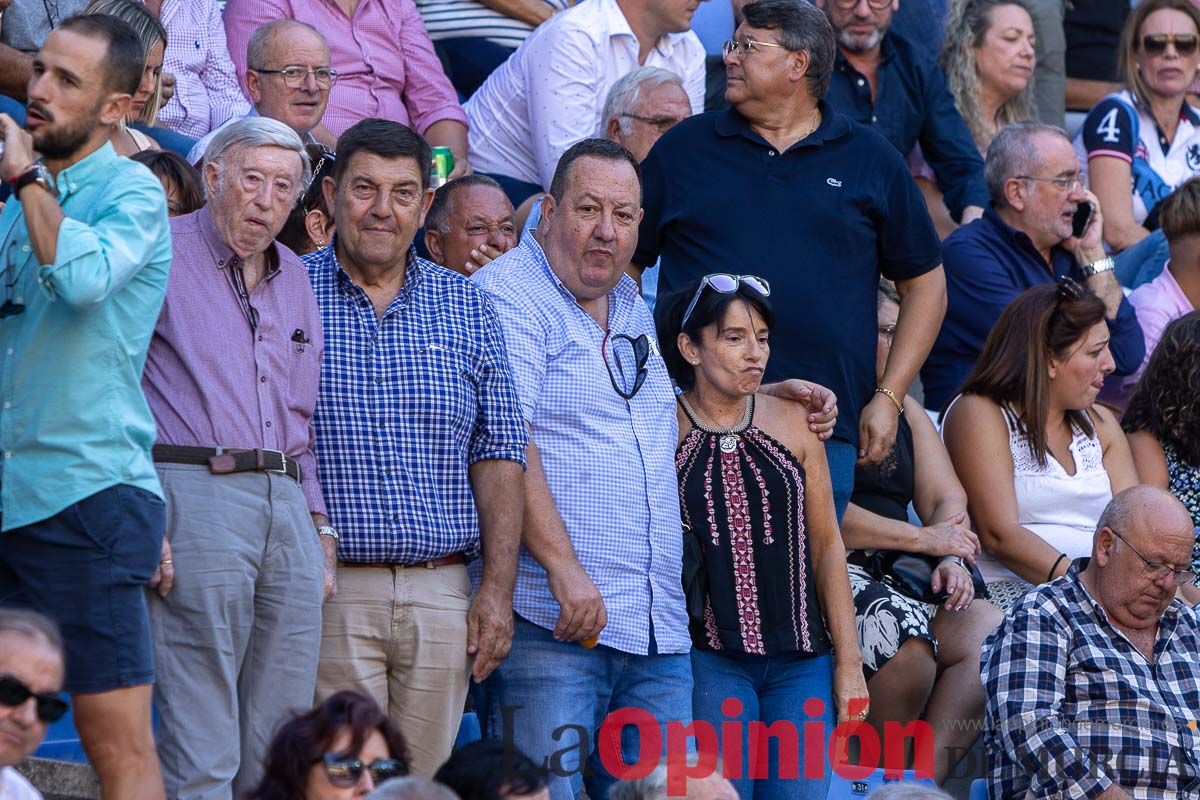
left=657, top=277, right=776, bottom=390
left=1159, top=176, right=1200, bottom=243
left=548, top=138, right=640, bottom=204
left=56, top=14, right=145, bottom=96
left=425, top=174, right=508, bottom=235
left=743, top=0, right=836, bottom=99
left=247, top=691, right=409, bottom=800
left=333, top=118, right=432, bottom=190
left=433, top=740, right=548, bottom=800
left=131, top=149, right=204, bottom=216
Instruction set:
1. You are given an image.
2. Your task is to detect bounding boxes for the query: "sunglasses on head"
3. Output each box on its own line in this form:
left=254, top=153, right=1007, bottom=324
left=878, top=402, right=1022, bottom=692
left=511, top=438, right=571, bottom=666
left=0, top=675, right=69, bottom=724
left=1141, top=33, right=1199, bottom=56
left=322, top=753, right=405, bottom=787
left=680, top=273, right=771, bottom=331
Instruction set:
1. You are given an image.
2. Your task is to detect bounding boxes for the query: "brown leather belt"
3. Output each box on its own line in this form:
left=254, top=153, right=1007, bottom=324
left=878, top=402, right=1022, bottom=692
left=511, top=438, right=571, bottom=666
left=340, top=554, right=467, bottom=569
left=152, top=444, right=301, bottom=484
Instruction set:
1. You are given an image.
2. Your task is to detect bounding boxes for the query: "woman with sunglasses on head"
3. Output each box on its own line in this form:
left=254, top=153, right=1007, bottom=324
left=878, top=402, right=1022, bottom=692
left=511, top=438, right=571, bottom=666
left=660, top=275, right=866, bottom=800
left=248, top=691, right=409, bottom=800
left=1075, top=0, right=1200, bottom=286
left=278, top=144, right=337, bottom=256
left=942, top=281, right=1139, bottom=611
left=1122, top=312, right=1200, bottom=605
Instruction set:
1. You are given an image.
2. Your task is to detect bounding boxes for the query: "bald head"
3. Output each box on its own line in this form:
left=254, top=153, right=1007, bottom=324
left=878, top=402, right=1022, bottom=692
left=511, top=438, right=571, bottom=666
left=1095, top=486, right=1194, bottom=556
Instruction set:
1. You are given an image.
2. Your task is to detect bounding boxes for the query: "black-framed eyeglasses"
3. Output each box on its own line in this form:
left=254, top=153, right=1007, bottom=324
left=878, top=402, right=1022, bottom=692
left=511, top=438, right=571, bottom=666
left=1109, top=529, right=1198, bottom=586
left=722, top=37, right=786, bottom=58
left=602, top=332, right=650, bottom=400
left=254, top=65, right=339, bottom=88
left=0, top=675, right=69, bottom=724
left=322, top=754, right=405, bottom=788
left=1, top=242, right=27, bottom=318
left=619, top=113, right=685, bottom=135
left=680, top=273, right=771, bottom=331
left=1141, top=33, right=1200, bottom=56
left=877, top=324, right=896, bottom=343
left=1015, top=174, right=1083, bottom=192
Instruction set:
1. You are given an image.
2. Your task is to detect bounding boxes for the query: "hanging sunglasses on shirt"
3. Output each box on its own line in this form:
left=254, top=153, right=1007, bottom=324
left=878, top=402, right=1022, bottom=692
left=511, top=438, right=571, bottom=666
left=680, top=273, right=772, bottom=331
left=1141, top=33, right=1200, bottom=56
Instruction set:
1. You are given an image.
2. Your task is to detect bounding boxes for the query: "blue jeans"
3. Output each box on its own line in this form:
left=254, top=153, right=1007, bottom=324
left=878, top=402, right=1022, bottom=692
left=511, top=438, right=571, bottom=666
left=488, top=615, right=694, bottom=800
left=438, top=37, right=515, bottom=99
left=482, top=171, right=544, bottom=208
left=1114, top=228, right=1169, bottom=289
left=691, top=650, right=834, bottom=800
left=132, top=124, right=197, bottom=160
left=823, top=438, right=856, bottom=524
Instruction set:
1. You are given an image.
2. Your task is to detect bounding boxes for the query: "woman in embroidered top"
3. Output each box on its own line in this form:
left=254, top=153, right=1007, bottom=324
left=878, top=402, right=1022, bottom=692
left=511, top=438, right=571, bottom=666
left=659, top=275, right=866, bottom=800
left=943, top=280, right=1139, bottom=611
left=1123, top=311, right=1200, bottom=604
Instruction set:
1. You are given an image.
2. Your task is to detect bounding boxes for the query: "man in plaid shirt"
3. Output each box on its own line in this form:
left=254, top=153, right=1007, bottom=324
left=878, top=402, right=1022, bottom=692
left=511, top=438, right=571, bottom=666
left=982, top=485, right=1200, bottom=799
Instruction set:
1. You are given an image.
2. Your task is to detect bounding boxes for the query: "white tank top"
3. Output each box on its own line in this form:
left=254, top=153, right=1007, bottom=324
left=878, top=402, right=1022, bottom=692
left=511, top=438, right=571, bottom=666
left=946, top=398, right=1113, bottom=584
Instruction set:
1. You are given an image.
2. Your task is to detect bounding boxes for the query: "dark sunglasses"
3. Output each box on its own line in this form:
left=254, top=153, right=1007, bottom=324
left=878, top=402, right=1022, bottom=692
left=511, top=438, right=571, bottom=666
left=680, top=273, right=771, bottom=331
left=0, top=675, right=69, bottom=724
left=1141, top=33, right=1199, bottom=56
left=322, top=754, right=405, bottom=787
left=602, top=332, right=650, bottom=400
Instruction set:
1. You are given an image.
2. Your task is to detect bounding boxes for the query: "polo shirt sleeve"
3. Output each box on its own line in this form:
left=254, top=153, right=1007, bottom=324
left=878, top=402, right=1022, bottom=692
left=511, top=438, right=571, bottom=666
left=37, top=171, right=170, bottom=309
left=876, top=149, right=942, bottom=281
left=983, top=594, right=1116, bottom=798
left=475, top=272, right=548, bottom=425
left=469, top=291, right=530, bottom=467
left=525, top=24, right=604, bottom=189
left=634, top=140, right=668, bottom=269
left=398, top=0, right=470, bottom=133
left=916, top=61, right=989, bottom=220
left=1103, top=295, right=1146, bottom=377
left=940, top=226, right=1022, bottom=348
left=1081, top=97, right=1136, bottom=163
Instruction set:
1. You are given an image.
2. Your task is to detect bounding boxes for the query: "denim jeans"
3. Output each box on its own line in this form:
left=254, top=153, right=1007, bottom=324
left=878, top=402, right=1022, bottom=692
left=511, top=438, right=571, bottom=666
left=691, top=649, right=835, bottom=800
left=1114, top=228, right=1169, bottom=289
left=823, top=438, right=857, bottom=524
left=488, top=615, right=694, bottom=800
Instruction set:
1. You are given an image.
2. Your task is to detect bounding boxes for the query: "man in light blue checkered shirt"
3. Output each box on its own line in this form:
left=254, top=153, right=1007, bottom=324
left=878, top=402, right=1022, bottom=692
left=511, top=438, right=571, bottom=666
left=472, top=139, right=693, bottom=800
left=303, top=120, right=528, bottom=777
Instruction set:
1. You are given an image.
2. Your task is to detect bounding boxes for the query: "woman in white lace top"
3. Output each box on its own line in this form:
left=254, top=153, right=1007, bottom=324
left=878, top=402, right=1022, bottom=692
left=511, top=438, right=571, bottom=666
left=942, top=280, right=1139, bottom=609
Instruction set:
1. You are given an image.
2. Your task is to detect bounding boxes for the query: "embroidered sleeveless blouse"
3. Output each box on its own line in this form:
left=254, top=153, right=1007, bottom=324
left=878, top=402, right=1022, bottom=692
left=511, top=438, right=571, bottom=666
left=675, top=396, right=831, bottom=657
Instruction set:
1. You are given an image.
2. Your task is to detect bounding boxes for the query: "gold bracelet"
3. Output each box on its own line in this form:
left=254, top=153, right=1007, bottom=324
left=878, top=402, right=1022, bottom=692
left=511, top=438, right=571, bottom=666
left=874, top=386, right=903, bottom=416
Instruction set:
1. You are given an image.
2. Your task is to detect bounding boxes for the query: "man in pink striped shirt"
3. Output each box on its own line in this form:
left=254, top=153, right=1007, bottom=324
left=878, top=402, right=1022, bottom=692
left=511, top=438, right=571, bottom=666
left=224, top=0, right=470, bottom=179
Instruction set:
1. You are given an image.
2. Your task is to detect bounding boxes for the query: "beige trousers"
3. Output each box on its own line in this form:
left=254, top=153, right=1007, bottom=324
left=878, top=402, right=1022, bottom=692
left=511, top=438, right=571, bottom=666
left=315, top=562, right=471, bottom=777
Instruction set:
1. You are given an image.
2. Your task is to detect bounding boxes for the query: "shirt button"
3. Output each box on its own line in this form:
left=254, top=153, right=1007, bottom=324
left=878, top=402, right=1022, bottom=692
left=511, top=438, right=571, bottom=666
left=3, top=452, right=11, bottom=460
left=265, top=421, right=272, bottom=427
left=5, top=349, right=12, bottom=356
left=857, top=78, right=865, bottom=87
left=872, top=115, right=877, bottom=124
left=260, top=376, right=267, bottom=383
left=768, top=150, right=776, bottom=157
left=21, top=245, right=30, bottom=252
left=374, top=377, right=383, bottom=384
left=392, top=513, right=401, bottom=522
left=258, top=335, right=264, bottom=342
left=2, top=401, right=9, bottom=409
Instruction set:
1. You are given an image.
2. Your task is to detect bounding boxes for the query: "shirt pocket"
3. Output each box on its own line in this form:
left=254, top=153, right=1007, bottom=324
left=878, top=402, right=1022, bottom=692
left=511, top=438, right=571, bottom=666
left=285, top=337, right=322, bottom=420
left=418, top=344, right=477, bottom=440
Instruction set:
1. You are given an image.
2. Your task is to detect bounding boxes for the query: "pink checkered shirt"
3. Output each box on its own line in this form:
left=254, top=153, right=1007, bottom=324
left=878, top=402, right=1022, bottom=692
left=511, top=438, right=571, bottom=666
left=223, top=0, right=468, bottom=137
left=156, top=0, right=253, bottom=140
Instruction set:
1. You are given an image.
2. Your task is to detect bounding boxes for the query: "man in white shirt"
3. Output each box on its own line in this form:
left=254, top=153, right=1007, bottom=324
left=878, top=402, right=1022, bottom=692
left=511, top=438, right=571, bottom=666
left=464, top=0, right=705, bottom=205
left=0, top=610, right=67, bottom=800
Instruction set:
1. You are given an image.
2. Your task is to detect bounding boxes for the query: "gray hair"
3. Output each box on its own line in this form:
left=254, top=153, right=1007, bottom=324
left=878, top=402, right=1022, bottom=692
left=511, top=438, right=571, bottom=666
left=203, top=116, right=312, bottom=199
left=0, top=609, right=65, bottom=664
left=246, top=19, right=326, bottom=71
left=366, top=777, right=460, bottom=800
left=599, top=67, right=685, bottom=138
left=608, top=765, right=668, bottom=800
left=743, top=0, right=836, bottom=99
left=984, top=120, right=1069, bottom=209
left=868, top=784, right=955, bottom=800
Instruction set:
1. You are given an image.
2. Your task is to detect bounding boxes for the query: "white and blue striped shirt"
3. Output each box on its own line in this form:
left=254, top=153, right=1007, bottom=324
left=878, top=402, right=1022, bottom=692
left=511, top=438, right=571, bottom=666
left=414, top=0, right=571, bottom=49
left=472, top=231, right=689, bottom=655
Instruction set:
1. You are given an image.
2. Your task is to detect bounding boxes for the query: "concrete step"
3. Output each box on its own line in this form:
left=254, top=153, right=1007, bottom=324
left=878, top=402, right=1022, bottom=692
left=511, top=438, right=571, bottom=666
left=15, top=758, right=99, bottom=800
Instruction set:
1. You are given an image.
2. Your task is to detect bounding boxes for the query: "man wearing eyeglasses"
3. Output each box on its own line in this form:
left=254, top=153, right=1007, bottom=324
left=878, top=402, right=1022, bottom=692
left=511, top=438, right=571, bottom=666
left=922, top=120, right=1144, bottom=413
left=187, top=20, right=335, bottom=166
left=0, top=610, right=65, bottom=800
left=816, top=0, right=988, bottom=227
left=982, top=485, right=1200, bottom=800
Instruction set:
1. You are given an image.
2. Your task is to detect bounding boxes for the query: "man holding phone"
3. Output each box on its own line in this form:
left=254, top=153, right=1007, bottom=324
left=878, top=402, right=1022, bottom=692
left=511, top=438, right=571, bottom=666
left=922, top=121, right=1144, bottom=413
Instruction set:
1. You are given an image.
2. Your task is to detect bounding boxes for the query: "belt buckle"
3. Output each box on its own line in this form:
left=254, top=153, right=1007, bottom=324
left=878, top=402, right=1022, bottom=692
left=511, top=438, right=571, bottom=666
left=263, top=449, right=288, bottom=475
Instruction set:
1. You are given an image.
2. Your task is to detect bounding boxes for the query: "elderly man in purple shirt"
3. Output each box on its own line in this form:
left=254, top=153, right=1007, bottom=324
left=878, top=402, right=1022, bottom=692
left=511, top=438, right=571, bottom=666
left=141, top=116, right=329, bottom=800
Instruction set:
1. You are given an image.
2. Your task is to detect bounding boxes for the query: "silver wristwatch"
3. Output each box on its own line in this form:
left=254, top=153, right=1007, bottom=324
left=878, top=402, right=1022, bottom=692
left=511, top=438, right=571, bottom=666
left=1082, top=256, right=1115, bottom=278
left=317, top=524, right=340, bottom=541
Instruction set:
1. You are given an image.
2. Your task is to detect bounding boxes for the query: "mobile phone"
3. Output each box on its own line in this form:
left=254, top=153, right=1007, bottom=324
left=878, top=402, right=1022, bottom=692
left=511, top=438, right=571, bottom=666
left=1071, top=201, right=1093, bottom=239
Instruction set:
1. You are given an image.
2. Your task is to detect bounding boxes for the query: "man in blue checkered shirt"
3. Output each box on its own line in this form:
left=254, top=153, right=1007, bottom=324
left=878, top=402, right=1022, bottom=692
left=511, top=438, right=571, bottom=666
left=302, top=119, right=528, bottom=777
left=981, top=485, right=1200, bottom=799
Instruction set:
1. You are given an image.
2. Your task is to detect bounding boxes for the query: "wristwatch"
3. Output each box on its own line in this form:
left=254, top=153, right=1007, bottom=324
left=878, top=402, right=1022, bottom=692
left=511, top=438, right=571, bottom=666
left=7, top=163, right=53, bottom=195
left=317, top=525, right=340, bottom=542
left=1081, top=256, right=1115, bottom=278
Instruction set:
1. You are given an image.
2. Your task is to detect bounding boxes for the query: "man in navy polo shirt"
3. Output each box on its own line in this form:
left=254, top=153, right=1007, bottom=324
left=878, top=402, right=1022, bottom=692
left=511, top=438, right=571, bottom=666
left=636, top=0, right=946, bottom=522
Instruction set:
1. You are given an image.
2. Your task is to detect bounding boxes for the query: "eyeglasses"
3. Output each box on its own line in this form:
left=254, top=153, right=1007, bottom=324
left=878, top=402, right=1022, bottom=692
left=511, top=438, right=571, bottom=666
left=254, top=65, right=339, bottom=88
left=680, top=273, right=772, bottom=331
left=1, top=244, right=26, bottom=318
left=619, top=113, right=685, bottom=135
left=722, top=37, right=786, bottom=58
left=832, top=0, right=895, bottom=9
left=1140, top=33, right=1200, bottom=56
left=0, top=675, right=69, bottom=724
left=322, top=754, right=405, bottom=788
left=1110, top=529, right=1198, bottom=586
left=1015, top=174, right=1084, bottom=192
left=602, top=332, right=650, bottom=400
left=877, top=324, right=896, bottom=343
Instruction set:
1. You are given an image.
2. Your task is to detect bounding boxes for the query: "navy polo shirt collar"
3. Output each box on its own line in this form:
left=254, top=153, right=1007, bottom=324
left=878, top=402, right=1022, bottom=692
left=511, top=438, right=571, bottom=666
left=983, top=206, right=1071, bottom=270
left=713, top=100, right=851, bottom=151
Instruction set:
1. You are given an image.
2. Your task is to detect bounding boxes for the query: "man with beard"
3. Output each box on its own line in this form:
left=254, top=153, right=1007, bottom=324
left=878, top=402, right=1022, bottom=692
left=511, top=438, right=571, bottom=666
left=0, top=14, right=172, bottom=800
left=817, top=0, right=988, bottom=225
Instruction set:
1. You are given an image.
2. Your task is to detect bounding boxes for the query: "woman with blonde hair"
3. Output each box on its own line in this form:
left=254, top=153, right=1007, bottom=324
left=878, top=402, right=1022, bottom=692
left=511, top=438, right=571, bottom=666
left=85, top=0, right=166, bottom=155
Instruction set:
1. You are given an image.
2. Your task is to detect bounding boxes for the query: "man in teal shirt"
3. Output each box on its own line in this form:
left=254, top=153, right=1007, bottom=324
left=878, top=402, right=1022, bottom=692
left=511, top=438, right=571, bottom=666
left=0, top=15, right=172, bottom=800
